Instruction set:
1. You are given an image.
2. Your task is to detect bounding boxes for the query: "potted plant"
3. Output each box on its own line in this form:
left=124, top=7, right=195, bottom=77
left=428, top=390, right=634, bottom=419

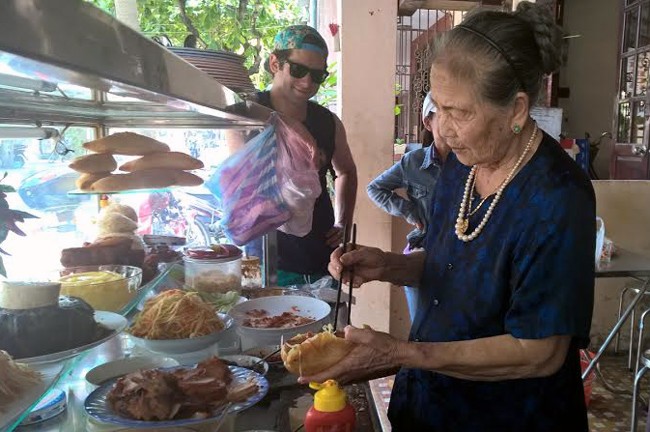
left=0, top=173, right=37, bottom=277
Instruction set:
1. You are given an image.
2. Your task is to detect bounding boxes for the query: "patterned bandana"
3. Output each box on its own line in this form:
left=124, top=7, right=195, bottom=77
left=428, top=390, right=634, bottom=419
left=273, top=25, right=328, bottom=58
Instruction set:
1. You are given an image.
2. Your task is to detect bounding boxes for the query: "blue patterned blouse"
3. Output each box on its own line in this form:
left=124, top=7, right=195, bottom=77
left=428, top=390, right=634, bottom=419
left=387, top=132, right=595, bottom=431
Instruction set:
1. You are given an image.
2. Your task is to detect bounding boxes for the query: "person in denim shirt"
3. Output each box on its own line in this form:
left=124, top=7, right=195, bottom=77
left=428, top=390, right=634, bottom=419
left=367, top=94, right=450, bottom=248
left=367, top=93, right=449, bottom=320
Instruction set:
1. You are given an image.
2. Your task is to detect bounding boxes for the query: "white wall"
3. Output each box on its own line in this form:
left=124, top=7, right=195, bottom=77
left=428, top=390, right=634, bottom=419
left=559, top=0, right=620, bottom=178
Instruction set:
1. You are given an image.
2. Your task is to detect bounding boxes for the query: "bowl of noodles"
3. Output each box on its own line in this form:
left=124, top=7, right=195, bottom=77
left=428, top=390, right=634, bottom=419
left=127, top=289, right=233, bottom=354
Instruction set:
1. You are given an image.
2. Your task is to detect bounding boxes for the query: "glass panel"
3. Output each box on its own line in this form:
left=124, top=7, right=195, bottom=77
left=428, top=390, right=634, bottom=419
left=0, top=126, right=97, bottom=279
left=622, top=55, right=636, bottom=98
left=625, top=8, right=640, bottom=52
left=640, top=4, right=650, bottom=47
left=618, top=102, right=632, bottom=142
left=629, top=0, right=640, bottom=6
left=636, top=52, right=650, bottom=95
left=632, top=100, right=646, bottom=144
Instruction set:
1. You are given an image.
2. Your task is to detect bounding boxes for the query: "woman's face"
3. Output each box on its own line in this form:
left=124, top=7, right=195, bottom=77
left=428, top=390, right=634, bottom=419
left=429, top=65, right=514, bottom=167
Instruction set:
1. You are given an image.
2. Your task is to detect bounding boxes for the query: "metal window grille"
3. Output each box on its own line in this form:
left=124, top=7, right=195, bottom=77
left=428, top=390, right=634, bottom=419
left=395, top=9, right=459, bottom=145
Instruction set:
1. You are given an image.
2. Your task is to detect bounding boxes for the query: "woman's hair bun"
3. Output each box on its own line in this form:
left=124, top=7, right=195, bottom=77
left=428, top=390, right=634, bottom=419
left=514, top=1, right=563, bottom=74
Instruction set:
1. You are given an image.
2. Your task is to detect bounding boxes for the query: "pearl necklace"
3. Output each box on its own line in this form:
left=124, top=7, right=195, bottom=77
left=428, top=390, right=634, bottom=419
left=455, top=123, right=538, bottom=242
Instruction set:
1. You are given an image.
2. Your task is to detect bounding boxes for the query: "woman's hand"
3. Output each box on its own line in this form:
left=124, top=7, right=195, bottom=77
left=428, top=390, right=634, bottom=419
left=297, top=326, right=402, bottom=385
left=328, top=245, right=387, bottom=287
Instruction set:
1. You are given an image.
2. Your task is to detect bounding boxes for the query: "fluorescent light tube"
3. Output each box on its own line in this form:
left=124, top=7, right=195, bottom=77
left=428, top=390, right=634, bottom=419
left=0, top=73, right=57, bottom=92
left=0, top=127, right=59, bottom=139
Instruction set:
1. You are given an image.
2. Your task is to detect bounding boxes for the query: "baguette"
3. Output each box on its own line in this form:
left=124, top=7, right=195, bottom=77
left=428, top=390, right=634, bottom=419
left=281, top=330, right=355, bottom=376
left=174, top=171, right=203, bottom=187
left=76, top=172, right=112, bottom=190
left=83, top=132, right=170, bottom=155
left=69, top=153, right=117, bottom=174
left=89, top=170, right=176, bottom=192
left=119, top=152, right=203, bottom=172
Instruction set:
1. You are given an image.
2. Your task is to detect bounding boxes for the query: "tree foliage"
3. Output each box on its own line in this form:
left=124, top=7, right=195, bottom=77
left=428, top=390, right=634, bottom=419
left=87, top=0, right=308, bottom=89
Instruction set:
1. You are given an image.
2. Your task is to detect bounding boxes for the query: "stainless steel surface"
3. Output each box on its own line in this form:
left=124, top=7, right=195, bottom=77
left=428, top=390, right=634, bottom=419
left=262, top=232, right=278, bottom=288
left=0, top=0, right=271, bottom=128
left=633, top=146, right=648, bottom=156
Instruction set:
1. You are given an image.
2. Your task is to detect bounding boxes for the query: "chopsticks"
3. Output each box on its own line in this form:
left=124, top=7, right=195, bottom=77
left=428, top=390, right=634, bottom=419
left=333, top=224, right=349, bottom=331
left=346, top=224, right=357, bottom=327
left=333, top=223, right=356, bottom=331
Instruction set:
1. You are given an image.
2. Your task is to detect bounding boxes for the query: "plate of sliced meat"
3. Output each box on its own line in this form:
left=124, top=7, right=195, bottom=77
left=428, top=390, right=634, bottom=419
left=84, top=357, right=268, bottom=428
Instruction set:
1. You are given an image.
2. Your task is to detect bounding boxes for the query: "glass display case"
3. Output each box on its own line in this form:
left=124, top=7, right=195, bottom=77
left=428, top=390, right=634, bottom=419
left=0, top=1, right=276, bottom=429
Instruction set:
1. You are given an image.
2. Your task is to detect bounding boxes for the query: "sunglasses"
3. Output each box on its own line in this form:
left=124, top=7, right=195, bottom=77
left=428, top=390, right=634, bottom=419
left=284, top=60, right=329, bottom=84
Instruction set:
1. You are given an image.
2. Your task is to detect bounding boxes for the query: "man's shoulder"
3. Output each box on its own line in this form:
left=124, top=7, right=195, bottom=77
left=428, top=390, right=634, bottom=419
left=307, top=99, right=336, bottom=120
left=401, top=148, right=427, bottom=166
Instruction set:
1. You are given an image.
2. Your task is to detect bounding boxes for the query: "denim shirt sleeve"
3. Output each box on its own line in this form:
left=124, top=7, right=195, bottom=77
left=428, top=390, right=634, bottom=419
left=366, top=160, right=419, bottom=224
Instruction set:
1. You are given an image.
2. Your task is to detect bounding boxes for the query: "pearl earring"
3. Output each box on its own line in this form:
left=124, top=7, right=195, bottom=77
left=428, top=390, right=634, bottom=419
left=513, top=125, right=522, bottom=134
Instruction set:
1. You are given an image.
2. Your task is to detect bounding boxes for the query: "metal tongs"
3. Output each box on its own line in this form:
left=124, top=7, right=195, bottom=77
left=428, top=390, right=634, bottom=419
left=333, top=223, right=357, bottom=331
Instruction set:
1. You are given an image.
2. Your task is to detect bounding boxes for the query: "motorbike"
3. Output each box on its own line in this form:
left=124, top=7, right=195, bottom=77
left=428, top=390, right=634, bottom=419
left=17, top=168, right=92, bottom=232
left=138, top=189, right=225, bottom=246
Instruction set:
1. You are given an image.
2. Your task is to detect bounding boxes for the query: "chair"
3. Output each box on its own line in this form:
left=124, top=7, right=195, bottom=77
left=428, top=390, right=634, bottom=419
left=614, top=280, right=650, bottom=375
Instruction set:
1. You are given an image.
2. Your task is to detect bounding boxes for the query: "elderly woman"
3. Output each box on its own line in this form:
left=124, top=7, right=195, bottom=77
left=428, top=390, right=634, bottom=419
left=301, top=3, right=595, bottom=431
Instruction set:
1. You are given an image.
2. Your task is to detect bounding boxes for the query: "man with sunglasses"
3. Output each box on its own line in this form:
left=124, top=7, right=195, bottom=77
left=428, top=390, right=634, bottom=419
left=256, top=25, right=357, bottom=287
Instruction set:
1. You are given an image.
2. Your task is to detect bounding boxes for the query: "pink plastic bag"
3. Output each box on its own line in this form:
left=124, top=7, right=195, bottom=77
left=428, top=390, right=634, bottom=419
left=206, top=113, right=320, bottom=245
left=274, top=115, right=322, bottom=237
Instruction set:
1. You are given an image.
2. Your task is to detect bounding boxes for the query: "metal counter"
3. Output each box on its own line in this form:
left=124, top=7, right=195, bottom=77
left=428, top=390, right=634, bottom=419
left=15, top=334, right=382, bottom=432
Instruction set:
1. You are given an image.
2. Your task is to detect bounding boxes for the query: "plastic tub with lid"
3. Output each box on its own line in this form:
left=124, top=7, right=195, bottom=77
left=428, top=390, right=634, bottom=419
left=183, top=245, right=242, bottom=293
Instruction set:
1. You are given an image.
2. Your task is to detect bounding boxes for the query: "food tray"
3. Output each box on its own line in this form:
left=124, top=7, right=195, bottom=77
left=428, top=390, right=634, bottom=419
left=85, top=366, right=269, bottom=428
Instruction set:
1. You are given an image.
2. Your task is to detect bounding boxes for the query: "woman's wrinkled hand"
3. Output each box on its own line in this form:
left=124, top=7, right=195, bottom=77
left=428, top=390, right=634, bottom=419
left=297, top=325, right=402, bottom=385
left=328, top=245, right=386, bottom=287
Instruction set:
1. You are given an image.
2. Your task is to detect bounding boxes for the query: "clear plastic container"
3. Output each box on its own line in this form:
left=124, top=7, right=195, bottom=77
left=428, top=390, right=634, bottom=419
left=183, top=255, right=242, bottom=293
left=241, top=256, right=262, bottom=289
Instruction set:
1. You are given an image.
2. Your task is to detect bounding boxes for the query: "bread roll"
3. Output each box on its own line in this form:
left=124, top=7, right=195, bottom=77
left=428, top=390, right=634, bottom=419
left=76, top=172, right=112, bottom=190
left=96, top=233, right=145, bottom=250
left=89, top=170, right=176, bottom=192
left=98, top=212, right=138, bottom=235
left=281, top=330, right=355, bottom=376
left=83, top=132, right=170, bottom=155
left=69, top=153, right=117, bottom=174
left=100, top=203, right=138, bottom=223
left=174, top=171, right=203, bottom=187
left=119, top=152, right=203, bottom=172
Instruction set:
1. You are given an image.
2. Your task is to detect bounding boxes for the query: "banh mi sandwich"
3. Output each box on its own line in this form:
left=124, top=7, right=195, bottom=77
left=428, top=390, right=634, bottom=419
left=281, top=326, right=355, bottom=376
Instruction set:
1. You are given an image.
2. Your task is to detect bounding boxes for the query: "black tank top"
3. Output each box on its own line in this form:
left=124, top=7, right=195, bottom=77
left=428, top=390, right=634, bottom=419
left=257, top=91, right=336, bottom=274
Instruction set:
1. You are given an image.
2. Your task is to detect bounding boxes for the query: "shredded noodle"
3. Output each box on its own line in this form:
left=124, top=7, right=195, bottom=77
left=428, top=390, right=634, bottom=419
left=0, top=351, right=42, bottom=411
left=129, top=289, right=224, bottom=339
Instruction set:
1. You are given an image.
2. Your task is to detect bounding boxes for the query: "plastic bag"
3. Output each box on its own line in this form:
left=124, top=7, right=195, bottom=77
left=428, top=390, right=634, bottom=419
left=274, top=114, right=322, bottom=237
left=206, top=120, right=290, bottom=245
left=206, top=113, right=321, bottom=245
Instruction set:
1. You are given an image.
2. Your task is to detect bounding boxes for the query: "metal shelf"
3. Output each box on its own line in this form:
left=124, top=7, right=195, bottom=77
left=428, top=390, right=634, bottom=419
left=0, top=0, right=271, bottom=129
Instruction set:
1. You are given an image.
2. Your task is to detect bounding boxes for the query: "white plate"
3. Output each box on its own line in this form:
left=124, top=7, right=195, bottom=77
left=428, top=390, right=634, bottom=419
left=220, top=354, right=269, bottom=376
left=85, top=356, right=180, bottom=386
left=229, top=296, right=330, bottom=350
left=16, top=311, right=128, bottom=365
left=0, top=362, right=66, bottom=430
left=129, top=313, right=233, bottom=354
left=85, top=366, right=268, bottom=429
